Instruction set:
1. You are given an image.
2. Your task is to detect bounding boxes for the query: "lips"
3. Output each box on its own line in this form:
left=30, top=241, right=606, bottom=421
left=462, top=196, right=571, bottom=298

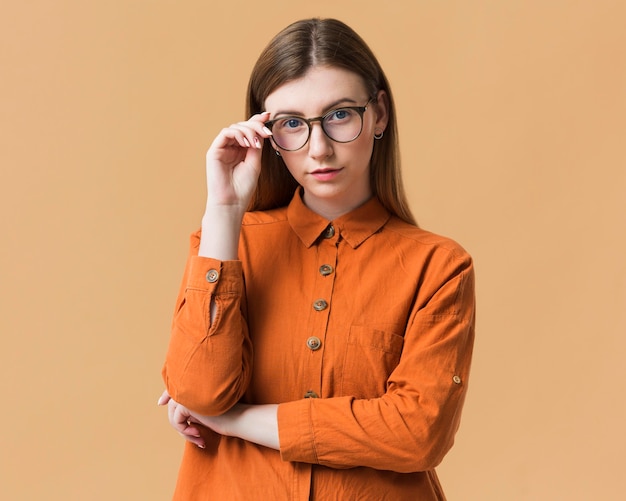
left=310, top=167, right=343, bottom=181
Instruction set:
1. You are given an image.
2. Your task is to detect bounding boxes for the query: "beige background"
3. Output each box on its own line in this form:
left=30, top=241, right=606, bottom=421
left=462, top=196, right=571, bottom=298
left=1, top=1, right=624, bottom=499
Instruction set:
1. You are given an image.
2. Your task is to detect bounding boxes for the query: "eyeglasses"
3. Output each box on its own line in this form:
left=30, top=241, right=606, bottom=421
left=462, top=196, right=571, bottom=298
left=264, top=99, right=373, bottom=152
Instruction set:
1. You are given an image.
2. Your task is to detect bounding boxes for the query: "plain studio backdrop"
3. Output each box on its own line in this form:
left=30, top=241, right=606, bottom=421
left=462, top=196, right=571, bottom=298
left=1, top=1, right=624, bottom=499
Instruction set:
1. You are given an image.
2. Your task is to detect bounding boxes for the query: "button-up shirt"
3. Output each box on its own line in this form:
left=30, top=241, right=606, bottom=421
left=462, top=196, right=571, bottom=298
left=163, top=190, right=475, bottom=500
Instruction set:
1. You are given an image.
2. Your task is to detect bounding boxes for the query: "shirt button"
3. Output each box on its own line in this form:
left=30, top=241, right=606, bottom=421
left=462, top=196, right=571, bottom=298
left=452, top=375, right=462, bottom=384
left=306, top=336, right=322, bottom=351
left=313, top=299, right=328, bottom=311
left=304, top=390, right=319, bottom=398
left=323, top=224, right=335, bottom=239
left=205, top=269, right=219, bottom=283
left=319, top=264, right=333, bottom=276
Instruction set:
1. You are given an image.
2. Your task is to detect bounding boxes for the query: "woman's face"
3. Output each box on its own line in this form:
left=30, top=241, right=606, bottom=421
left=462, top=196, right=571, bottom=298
left=264, top=65, right=388, bottom=219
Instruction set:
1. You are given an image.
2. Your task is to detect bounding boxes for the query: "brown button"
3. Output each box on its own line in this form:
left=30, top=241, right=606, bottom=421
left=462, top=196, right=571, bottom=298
left=452, top=375, right=462, bottom=384
left=304, top=390, right=319, bottom=398
left=306, top=336, right=322, bottom=351
left=319, top=264, right=333, bottom=276
left=323, top=224, right=335, bottom=239
left=313, top=299, right=328, bottom=311
left=205, top=269, right=219, bottom=283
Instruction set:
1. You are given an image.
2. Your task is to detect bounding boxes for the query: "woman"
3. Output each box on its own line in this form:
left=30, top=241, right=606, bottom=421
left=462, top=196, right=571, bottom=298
left=159, top=17, right=475, bottom=500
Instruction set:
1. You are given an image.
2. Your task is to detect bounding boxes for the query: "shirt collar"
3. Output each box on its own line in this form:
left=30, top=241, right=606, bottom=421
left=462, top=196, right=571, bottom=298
left=287, top=188, right=391, bottom=249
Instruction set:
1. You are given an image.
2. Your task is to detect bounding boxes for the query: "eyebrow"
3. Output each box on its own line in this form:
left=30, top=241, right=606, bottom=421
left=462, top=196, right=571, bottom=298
left=272, top=97, right=360, bottom=118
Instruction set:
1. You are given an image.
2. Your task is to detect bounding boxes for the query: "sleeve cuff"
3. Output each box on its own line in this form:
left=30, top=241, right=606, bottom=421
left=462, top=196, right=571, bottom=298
left=278, top=399, right=318, bottom=464
left=186, top=257, right=243, bottom=294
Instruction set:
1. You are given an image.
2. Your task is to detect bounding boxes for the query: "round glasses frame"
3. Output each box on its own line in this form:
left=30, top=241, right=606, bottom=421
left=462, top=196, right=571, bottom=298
left=264, top=99, right=373, bottom=152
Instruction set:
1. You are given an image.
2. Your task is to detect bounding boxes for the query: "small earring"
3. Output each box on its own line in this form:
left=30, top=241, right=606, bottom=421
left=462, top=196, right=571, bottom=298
left=374, top=130, right=384, bottom=140
left=275, top=150, right=281, bottom=157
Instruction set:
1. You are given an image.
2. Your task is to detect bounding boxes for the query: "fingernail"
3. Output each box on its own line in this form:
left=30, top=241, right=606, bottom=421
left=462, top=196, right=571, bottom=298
left=243, top=138, right=251, bottom=147
left=254, top=137, right=261, bottom=148
left=197, top=444, right=206, bottom=449
left=263, top=126, right=272, bottom=135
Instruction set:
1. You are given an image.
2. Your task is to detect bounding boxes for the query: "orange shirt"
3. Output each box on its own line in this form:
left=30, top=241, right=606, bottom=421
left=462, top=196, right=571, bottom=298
left=162, top=190, right=475, bottom=500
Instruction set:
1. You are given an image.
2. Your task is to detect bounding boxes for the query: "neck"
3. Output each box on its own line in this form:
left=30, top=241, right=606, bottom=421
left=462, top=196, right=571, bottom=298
left=302, top=189, right=372, bottom=221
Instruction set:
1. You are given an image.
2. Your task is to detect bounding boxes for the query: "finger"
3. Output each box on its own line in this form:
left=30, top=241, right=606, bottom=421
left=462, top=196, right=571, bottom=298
left=173, top=415, right=206, bottom=448
left=163, top=398, right=206, bottom=449
left=207, top=116, right=273, bottom=162
left=167, top=398, right=180, bottom=428
left=216, top=126, right=255, bottom=149
left=180, top=431, right=206, bottom=449
left=251, top=111, right=272, bottom=121
left=157, top=389, right=170, bottom=406
left=180, top=421, right=202, bottom=439
left=171, top=403, right=196, bottom=434
left=248, top=111, right=273, bottom=134
left=232, top=114, right=273, bottom=142
left=208, top=128, right=259, bottom=157
left=175, top=414, right=206, bottom=448
left=228, top=123, right=269, bottom=150
left=251, top=120, right=274, bottom=139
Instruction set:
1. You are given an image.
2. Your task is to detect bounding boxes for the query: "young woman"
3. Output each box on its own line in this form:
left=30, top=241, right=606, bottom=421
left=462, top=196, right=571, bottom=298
left=159, top=18, right=475, bottom=500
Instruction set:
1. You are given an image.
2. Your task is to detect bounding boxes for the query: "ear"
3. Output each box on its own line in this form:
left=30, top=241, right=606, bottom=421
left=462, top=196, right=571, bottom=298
left=372, top=89, right=390, bottom=134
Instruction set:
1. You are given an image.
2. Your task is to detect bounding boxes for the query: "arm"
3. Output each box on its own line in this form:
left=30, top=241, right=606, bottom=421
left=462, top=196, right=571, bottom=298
left=161, top=113, right=272, bottom=416
left=278, top=252, right=475, bottom=473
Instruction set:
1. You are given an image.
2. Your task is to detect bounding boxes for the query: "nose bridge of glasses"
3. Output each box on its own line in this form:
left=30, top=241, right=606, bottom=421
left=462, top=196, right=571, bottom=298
left=307, top=115, right=330, bottom=139
left=308, top=116, right=325, bottom=129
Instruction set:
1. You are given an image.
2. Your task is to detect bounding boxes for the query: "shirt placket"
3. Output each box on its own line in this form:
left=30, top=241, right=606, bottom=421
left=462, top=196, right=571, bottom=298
left=301, top=223, right=338, bottom=400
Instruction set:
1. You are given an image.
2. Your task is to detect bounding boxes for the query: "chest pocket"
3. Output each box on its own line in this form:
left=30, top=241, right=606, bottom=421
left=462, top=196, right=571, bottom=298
left=341, top=326, right=404, bottom=399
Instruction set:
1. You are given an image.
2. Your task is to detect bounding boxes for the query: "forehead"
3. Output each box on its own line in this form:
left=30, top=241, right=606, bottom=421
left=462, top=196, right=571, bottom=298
left=264, top=66, right=368, bottom=113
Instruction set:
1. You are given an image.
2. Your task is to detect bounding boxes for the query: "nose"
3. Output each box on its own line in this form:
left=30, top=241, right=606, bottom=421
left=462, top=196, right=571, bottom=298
left=307, top=121, right=333, bottom=159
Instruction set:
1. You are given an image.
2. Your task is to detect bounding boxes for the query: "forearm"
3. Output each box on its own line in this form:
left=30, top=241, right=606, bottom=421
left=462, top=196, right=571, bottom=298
left=163, top=242, right=253, bottom=415
left=199, top=404, right=280, bottom=451
left=199, top=205, right=246, bottom=260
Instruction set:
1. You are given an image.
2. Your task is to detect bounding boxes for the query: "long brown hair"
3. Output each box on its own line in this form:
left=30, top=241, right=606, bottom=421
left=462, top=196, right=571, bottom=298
left=246, top=18, right=416, bottom=225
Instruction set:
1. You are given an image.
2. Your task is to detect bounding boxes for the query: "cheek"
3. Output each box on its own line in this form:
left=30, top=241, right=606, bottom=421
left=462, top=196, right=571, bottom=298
left=279, top=155, right=303, bottom=180
left=352, top=136, right=376, bottom=167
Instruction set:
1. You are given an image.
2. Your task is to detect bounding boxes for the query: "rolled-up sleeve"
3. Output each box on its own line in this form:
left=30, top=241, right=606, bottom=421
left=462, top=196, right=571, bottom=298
left=162, top=231, right=253, bottom=415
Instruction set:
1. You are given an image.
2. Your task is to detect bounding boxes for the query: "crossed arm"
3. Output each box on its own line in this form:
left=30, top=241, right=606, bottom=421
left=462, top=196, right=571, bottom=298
left=158, top=390, right=279, bottom=450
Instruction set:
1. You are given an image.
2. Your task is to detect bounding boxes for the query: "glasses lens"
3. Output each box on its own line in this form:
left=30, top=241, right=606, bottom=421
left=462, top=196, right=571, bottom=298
left=271, top=117, right=309, bottom=151
left=322, top=108, right=363, bottom=143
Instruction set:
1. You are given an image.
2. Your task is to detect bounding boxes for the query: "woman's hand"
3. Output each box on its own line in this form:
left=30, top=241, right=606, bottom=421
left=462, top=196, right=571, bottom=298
left=205, top=112, right=272, bottom=211
left=198, top=112, right=272, bottom=260
left=157, top=389, right=232, bottom=449
left=158, top=390, right=207, bottom=449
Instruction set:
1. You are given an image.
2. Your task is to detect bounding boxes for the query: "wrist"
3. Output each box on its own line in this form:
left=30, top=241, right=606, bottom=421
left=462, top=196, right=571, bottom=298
left=230, top=404, right=280, bottom=450
left=199, top=206, right=244, bottom=260
left=203, top=202, right=246, bottom=223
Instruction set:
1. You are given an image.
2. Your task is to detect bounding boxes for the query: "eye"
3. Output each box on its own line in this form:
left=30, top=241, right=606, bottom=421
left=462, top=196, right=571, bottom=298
left=276, top=117, right=306, bottom=132
left=326, top=108, right=356, bottom=123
